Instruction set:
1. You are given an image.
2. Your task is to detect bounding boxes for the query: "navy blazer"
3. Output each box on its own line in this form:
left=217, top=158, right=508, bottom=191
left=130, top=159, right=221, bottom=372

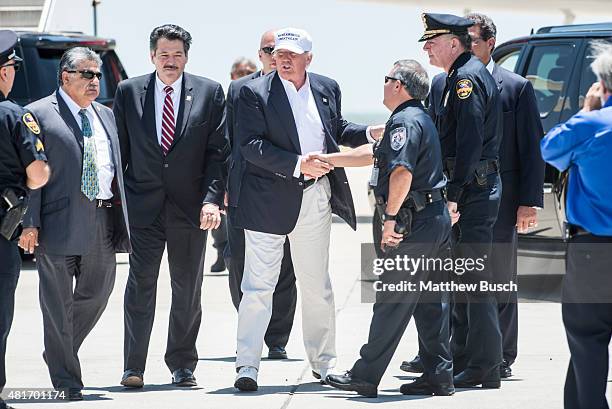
left=226, top=70, right=261, bottom=208
left=113, top=72, right=229, bottom=228
left=233, top=71, right=368, bottom=235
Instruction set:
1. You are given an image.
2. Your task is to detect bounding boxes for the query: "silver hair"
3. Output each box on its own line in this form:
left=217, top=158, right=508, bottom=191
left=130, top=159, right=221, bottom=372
left=590, top=41, right=612, bottom=92
left=58, top=47, right=102, bottom=86
left=231, top=57, right=257, bottom=73
left=392, top=59, right=430, bottom=101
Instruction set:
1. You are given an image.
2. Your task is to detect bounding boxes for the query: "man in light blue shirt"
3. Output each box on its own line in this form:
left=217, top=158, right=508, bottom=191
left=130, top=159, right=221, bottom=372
left=541, top=41, right=612, bottom=409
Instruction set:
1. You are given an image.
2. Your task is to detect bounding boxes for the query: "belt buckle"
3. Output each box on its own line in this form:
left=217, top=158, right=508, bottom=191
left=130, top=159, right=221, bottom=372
left=96, top=199, right=102, bottom=208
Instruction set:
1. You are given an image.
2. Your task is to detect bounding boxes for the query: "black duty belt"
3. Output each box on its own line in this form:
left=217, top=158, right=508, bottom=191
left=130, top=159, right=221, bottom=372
left=95, top=199, right=113, bottom=208
left=404, top=188, right=445, bottom=212
left=444, top=158, right=499, bottom=180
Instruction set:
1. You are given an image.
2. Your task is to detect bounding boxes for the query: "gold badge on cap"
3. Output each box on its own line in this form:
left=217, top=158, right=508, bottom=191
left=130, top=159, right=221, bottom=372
left=456, top=79, right=473, bottom=100
left=35, top=137, right=44, bottom=152
left=22, top=113, right=41, bottom=135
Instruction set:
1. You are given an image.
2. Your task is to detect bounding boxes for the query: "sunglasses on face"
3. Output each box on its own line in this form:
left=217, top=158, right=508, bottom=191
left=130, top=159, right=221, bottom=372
left=260, top=47, right=274, bottom=55
left=66, top=70, right=102, bottom=80
left=385, top=75, right=404, bottom=85
left=1, top=62, right=20, bottom=72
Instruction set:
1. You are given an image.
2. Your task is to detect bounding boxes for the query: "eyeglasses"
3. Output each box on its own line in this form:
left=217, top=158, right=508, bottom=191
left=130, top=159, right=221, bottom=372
left=1, top=62, right=20, bottom=72
left=66, top=70, right=102, bottom=80
left=260, top=47, right=274, bottom=55
left=385, top=75, right=404, bottom=85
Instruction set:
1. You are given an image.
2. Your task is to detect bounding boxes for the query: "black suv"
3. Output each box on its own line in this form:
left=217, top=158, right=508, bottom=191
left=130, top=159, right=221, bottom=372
left=492, top=22, right=611, bottom=276
left=11, top=31, right=127, bottom=107
left=370, top=22, right=612, bottom=276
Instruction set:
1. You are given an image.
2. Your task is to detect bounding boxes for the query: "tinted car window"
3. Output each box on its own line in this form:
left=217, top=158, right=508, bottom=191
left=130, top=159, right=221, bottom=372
left=578, top=39, right=612, bottom=110
left=497, top=49, right=521, bottom=72
left=524, top=43, right=576, bottom=120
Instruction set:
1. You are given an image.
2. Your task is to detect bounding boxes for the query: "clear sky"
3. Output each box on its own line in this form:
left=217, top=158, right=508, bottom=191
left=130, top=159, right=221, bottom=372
left=94, top=0, right=610, bottom=118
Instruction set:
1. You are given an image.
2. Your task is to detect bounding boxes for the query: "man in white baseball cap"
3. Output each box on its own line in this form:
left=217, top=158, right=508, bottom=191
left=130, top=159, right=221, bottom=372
left=232, top=27, right=383, bottom=391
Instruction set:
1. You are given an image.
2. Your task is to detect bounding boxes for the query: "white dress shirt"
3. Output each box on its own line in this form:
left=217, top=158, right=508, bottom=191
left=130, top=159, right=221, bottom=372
left=58, top=87, right=114, bottom=200
left=486, top=58, right=495, bottom=75
left=155, top=74, right=182, bottom=145
left=279, top=74, right=328, bottom=178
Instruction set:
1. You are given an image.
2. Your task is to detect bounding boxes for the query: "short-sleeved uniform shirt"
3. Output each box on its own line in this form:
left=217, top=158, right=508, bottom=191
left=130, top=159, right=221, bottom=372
left=431, top=52, right=502, bottom=202
left=372, top=99, right=446, bottom=203
left=0, top=92, right=46, bottom=193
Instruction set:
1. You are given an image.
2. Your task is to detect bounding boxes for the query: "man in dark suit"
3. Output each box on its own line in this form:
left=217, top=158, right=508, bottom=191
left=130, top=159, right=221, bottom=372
left=113, top=24, right=229, bottom=388
left=19, top=47, right=130, bottom=401
left=226, top=29, right=297, bottom=360
left=232, top=28, right=377, bottom=391
left=467, top=13, right=544, bottom=378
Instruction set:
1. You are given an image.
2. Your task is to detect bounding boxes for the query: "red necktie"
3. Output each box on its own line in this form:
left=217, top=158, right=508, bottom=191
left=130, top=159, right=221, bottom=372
left=161, top=85, right=175, bottom=155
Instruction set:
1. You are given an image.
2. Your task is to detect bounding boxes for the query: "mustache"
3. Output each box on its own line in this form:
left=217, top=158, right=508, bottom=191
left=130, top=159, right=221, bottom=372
left=164, top=65, right=179, bottom=70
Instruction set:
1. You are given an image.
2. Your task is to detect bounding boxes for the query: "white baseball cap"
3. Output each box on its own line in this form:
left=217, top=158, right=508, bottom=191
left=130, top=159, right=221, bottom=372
left=274, top=28, right=312, bottom=54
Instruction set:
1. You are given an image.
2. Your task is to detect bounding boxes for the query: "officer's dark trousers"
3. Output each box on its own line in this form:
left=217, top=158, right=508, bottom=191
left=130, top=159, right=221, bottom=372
left=451, top=174, right=503, bottom=376
left=227, top=210, right=296, bottom=349
left=351, top=202, right=453, bottom=387
left=37, top=207, right=116, bottom=390
left=124, top=200, right=206, bottom=374
left=0, top=236, right=20, bottom=393
left=562, top=233, right=612, bottom=409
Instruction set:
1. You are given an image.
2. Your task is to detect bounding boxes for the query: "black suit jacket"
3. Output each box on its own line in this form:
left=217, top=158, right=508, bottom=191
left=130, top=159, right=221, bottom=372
left=491, top=64, right=544, bottom=211
left=233, top=72, right=368, bottom=235
left=226, top=70, right=261, bottom=207
left=113, top=72, right=229, bottom=228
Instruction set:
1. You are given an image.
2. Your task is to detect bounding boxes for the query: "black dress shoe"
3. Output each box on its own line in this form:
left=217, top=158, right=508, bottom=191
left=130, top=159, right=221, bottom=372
left=121, top=369, right=144, bottom=388
left=500, top=360, right=513, bottom=378
left=400, top=376, right=455, bottom=396
left=172, top=368, right=197, bottom=387
left=210, top=253, right=226, bottom=272
left=64, top=389, right=83, bottom=401
left=326, top=371, right=378, bottom=398
left=453, top=368, right=501, bottom=389
left=0, top=397, right=15, bottom=409
left=267, top=346, right=288, bottom=359
left=399, top=355, right=424, bottom=373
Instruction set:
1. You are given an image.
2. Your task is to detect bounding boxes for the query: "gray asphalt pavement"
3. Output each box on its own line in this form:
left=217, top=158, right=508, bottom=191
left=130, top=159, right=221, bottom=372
left=4, top=167, right=610, bottom=409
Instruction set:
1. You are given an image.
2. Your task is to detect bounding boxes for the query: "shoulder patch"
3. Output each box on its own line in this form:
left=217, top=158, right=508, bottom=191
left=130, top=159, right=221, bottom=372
left=456, top=79, right=473, bottom=100
left=390, top=127, right=407, bottom=151
left=22, top=113, right=41, bottom=135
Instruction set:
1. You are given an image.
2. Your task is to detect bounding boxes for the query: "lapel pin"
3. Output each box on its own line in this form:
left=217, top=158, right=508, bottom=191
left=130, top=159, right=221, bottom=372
left=322, top=97, right=328, bottom=105
left=186, top=95, right=192, bottom=101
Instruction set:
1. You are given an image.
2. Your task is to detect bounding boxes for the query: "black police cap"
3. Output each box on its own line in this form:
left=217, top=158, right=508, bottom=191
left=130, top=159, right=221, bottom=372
left=0, top=30, right=22, bottom=66
left=418, top=13, right=474, bottom=42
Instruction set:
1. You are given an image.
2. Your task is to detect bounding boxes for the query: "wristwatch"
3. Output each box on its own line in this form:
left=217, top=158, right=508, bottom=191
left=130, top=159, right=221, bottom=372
left=382, top=212, right=397, bottom=222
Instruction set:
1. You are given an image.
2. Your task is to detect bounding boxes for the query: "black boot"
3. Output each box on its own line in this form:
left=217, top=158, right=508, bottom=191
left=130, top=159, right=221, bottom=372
left=210, top=251, right=226, bottom=272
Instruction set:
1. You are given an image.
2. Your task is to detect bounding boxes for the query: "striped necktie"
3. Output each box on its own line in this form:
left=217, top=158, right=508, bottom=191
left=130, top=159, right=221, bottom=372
left=161, top=85, right=175, bottom=155
left=79, top=109, right=99, bottom=201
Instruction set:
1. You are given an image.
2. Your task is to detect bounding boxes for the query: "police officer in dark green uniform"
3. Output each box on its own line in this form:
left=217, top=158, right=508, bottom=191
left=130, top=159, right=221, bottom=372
left=0, top=30, right=49, bottom=409
left=320, top=59, right=453, bottom=398
left=421, top=13, right=504, bottom=388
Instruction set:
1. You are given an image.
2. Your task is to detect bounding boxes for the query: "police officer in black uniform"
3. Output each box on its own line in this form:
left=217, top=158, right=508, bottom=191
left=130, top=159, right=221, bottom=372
left=421, top=13, right=503, bottom=388
left=322, top=59, right=453, bottom=398
left=0, top=30, right=49, bottom=409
